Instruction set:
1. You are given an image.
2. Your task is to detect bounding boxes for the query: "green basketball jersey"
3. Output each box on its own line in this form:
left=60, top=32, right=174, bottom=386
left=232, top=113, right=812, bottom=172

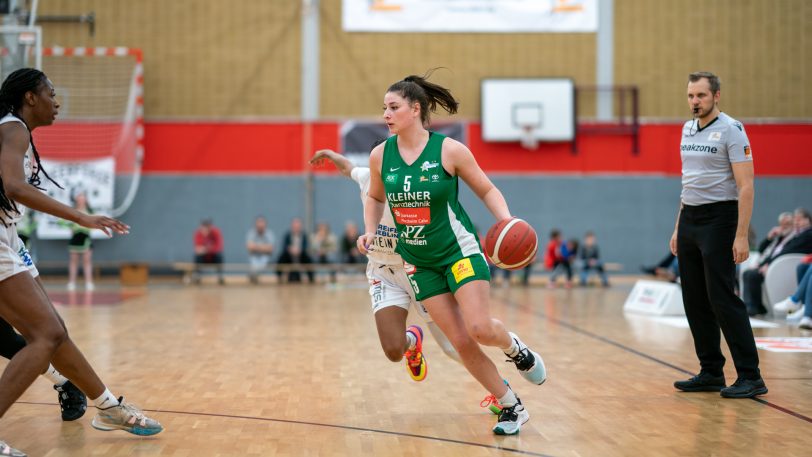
left=381, top=132, right=482, bottom=266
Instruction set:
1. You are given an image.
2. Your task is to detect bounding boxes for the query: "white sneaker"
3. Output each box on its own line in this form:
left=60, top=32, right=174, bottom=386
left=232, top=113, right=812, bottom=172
left=505, top=332, right=547, bottom=385
left=86, top=282, right=95, bottom=291
left=492, top=399, right=530, bottom=435
left=799, top=317, right=812, bottom=330
left=91, top=397, right=163, bottom=436
left=773, top=297, right=800, bottom=314
left=66, top=282, right=76, bottom=291
left=787, top=307, right=805, bottom=322
left=0, top=440, right=26, bottom=457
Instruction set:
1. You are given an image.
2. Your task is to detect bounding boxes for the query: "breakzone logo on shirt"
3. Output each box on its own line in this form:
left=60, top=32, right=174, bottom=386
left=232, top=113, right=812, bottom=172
left=681, top=143, right=718, bottom=154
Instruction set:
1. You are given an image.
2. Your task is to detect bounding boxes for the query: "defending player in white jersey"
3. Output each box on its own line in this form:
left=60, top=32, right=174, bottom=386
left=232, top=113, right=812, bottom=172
left=311, top=149, right=461, bottom=384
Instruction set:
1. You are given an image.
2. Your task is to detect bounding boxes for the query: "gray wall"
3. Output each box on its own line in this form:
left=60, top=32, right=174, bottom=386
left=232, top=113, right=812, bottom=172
left=32, top=175, right=812, bottom=273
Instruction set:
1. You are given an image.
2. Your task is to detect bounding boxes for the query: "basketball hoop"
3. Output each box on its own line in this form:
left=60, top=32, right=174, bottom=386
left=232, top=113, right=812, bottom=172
left=519, top=124, right=538, bottom=150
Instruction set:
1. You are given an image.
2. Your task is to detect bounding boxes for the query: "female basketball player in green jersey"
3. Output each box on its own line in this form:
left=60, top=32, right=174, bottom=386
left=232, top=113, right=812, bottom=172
left=358, top=71, right=547, bottom=435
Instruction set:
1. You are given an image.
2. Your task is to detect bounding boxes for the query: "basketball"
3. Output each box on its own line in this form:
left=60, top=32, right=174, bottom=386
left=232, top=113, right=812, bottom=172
left=484, top=217, right=538, bottom=270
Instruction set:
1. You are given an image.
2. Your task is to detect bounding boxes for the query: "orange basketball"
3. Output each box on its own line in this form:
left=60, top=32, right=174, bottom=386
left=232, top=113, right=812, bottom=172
left=484, top=217, right=538, bottom=270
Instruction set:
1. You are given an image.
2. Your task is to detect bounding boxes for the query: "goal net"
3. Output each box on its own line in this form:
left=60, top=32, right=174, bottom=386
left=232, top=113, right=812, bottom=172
left=31, top=47, right=144, bottom=239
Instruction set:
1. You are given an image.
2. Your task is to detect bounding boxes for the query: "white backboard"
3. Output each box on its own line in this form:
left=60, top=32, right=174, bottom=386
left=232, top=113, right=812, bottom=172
left=481, top=78, right=575, bottom=142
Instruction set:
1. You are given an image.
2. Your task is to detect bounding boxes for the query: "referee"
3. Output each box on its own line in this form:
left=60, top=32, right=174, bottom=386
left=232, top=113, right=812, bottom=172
left=671, top=72, right=767, bottom=398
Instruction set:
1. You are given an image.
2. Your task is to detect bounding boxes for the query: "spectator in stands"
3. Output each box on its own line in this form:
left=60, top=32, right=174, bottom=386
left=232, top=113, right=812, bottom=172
left=277, top=217, right=313, bottom=283
left=193, top=218, right=224, bottom=285
left=546, top=229, right=573, bottom=288
left=64, top=191, right=94, bottom=291
left=640, top=252, right=681, bottom=283
left=311, top=222, right=338, bottom=283
left=742, top=208, right=812, bottom=315
left=246, top=215, right=275, bottom=284
left=579, top=231, right=609, bottom=287
left=772, top=254, right=812, bottom=329
left=340, top=221, right=362, bottom=264
left=757, top=211, right=794, bottom=260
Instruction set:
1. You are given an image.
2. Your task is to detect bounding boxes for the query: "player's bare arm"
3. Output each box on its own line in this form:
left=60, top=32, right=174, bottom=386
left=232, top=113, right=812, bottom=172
left=443, top=139, right=510, bottom=221
left=0, top=124, right=129, bottom=236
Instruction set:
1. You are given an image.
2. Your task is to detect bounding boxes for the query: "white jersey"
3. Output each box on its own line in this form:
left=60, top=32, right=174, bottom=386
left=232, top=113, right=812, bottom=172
left=0, top=114, right=34, bottom=225
left=351, top=167, right=401, bottom=266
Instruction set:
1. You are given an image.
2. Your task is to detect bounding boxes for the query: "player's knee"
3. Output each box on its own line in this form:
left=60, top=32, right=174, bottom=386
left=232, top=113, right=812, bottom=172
left=30, top=323, right=68, bottom=351
left=468, top=322, right=497, bottom=345
left=381, top=341, right=405, bottom=362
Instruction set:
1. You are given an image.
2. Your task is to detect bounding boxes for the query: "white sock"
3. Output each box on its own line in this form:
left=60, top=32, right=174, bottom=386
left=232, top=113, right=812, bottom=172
left=502, top=332, right=524, bottom=357
left=92, top=388, right=119, bottom=409
left=498, top=388, right=518, bottom=407
left=43, top=365, right=68, bottom=386
left=405, top=331, right=417, bottom=350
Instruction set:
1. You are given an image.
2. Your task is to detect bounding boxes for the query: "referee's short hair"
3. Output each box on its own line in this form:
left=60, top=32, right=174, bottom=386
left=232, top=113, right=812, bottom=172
left=688, top=71, right=721, bottom=94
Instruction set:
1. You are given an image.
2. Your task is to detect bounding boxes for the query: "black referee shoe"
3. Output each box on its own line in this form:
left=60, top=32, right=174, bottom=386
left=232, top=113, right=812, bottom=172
left=720, top=377, right=768, bottom=399
left=674, top=372, right=726, bottom=392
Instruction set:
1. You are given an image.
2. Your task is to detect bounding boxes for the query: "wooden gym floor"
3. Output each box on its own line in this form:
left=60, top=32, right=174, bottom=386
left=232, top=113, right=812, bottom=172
left=1, top=277, right=810, bottom=456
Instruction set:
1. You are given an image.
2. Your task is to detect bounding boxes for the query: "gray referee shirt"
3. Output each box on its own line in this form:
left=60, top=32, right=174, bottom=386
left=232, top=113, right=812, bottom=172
left=680, top=112, right=753, bottom=206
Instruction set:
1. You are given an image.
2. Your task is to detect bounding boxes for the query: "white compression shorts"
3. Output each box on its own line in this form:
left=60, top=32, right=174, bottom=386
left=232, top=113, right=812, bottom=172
left=366, top=261, right=431, bottom=321
left=0, top=223, right=38, bottom=282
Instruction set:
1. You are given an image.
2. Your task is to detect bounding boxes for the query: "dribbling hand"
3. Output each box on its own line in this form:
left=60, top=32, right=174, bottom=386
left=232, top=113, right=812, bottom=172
left=78, top=213, right=130, bottom=237
left=357, top=232, right=374, bottom=255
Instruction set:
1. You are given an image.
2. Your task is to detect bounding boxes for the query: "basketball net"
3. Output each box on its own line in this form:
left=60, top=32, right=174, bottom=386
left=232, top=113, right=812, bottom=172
left=519, top=124, right=538, bottom=150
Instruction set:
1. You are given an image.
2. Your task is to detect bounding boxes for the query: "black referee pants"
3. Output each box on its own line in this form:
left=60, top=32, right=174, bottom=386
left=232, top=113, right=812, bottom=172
left=677, top=200, right=760, bottom=380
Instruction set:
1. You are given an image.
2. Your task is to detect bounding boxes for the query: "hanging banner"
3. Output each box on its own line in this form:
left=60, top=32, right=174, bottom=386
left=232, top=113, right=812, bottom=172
left=36, top=158, right=115, bottom=240
left=343, top=0, right=598, bottom=33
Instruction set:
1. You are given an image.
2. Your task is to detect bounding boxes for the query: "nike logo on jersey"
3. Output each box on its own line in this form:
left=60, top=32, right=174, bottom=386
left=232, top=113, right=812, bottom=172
left=390, top=167, right=400, bottom=172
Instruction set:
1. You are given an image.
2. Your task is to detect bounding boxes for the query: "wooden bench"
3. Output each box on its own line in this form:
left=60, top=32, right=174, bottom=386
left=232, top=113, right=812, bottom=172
left=171, top=262, right=367, bottom=284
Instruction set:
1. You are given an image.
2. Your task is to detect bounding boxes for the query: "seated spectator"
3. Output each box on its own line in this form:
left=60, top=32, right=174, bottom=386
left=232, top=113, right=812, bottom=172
left=641, top=252, right=681, bottom=283
left=547, top=229, right=575, bottom=288
left=340, top=221, right=362, bottom=264
left=194, top=218, right=224, bottom=285
left=743, top=208, right=812, bottom=315
left=772, top=254, right=812, bottom=328
left=579, top=231, right=609, bottom=287
left=246, top=216, right=275, bottom=284
left=757, top=211, right=794, bottom=259
left=277, top=217, right=313, bottom=283
left=311, top=222, right=338, bottom=282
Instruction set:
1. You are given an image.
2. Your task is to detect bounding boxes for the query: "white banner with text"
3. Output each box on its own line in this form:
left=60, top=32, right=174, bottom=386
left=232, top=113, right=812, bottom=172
left=343, top=0, right=598, bottom=33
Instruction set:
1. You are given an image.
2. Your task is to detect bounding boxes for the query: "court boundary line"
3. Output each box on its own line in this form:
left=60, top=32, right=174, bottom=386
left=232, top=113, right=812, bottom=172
left=499, top=296, right=812, bottom=425
left=16, top=401, right=554, bottom=457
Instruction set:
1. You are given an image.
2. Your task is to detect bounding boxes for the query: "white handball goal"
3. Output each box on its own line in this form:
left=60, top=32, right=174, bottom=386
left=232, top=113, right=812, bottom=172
left=32, top=47, right=144, bottom=238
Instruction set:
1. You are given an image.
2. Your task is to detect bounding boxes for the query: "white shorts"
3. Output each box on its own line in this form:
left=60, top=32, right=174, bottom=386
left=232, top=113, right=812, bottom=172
left=366, top=262, right=431, bottom=321
left=0, top=223, right=38, bottom=282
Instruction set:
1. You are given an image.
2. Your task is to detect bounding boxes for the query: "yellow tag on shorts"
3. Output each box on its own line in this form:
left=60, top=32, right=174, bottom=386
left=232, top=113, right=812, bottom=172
left=407, top=254, right=491, bottom=301
left=452, top=258, right=475, bottom=283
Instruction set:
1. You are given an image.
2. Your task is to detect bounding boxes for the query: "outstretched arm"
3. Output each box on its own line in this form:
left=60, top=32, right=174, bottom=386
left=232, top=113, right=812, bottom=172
left=0, top=124, right=129, bottom=236
left=359, top=144, right=386, bottom=254
left=310, top=149, right=354, bottom=177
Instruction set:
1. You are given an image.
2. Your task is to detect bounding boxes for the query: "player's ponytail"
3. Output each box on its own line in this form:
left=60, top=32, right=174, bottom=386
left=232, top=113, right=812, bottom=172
left=388, top=68, right=459, bottom=128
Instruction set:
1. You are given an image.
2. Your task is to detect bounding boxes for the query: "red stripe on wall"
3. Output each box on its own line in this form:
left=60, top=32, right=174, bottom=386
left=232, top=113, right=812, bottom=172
left=142, top=122, right=340, bottom=173
left=140, top=121, right=812, bottom=176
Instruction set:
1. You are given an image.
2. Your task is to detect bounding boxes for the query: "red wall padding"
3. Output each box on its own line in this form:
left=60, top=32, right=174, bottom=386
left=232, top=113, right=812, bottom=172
left=141, top=121, right=812, bottom=176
